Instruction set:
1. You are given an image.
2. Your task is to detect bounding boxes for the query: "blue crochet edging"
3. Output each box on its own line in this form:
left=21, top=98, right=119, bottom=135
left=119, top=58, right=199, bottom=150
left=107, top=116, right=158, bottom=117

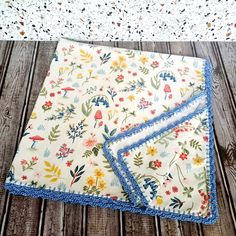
left=103, top=59, right=218, bottom=224
left=5, top=60, right=217, bottom=224
left=103, top=92, right=206, bottom=205
left=117, top=106, right=208, bottom=208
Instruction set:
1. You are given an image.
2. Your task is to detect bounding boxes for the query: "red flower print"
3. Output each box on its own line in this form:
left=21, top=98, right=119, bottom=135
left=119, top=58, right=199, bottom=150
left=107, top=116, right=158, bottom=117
left=50, top=92, right=55, bottom=97
left=20, top=159, right=28, bottom=165
left=115, top=104, right=119, bottom=107
left=98, top=121, right=103, bottom=127
left=153, top=160, right=162, bottom=168
left=119, top=97, right=124, bottom=102
left=111, top=196, right=118, bottom=200
left=179, top=153, right=188, bottom=160
left=50, top=80, right=55, bottom=84
left=32, top=156, right=38, bottom=162
left=132, top=72, right=137, bottom=76
left=151, top=61, right=159, bottom=68
left=150, top=110, right=156, bottom=115
left=94, top=110, right=103, bottom=128
left=45, top=101, right=52, bottom=107
left=57, top=144, right=74, bottom=160
left=21, top=175, right=27, bottom=180
left=172, top=186, right=179, bottom=193
left=83, top=136, right=97, bottom=148
left=57, top=91, right=61, bottom=94
left=165, top=190, right=171, bottom=195
left=124, top=151, right=130, bottom=157
left=66, top=160, right=73, bottom=167
left=200, top=205, right=205, bottom=210
left=164, top=84, right=171, bottom=99
left=96, top=49, right=101, bottom=54
left=114, top=118, right=118, bottom=124
left=203, top=136, right=208, bottom=142
left=116, top=74, right=124, bottom=83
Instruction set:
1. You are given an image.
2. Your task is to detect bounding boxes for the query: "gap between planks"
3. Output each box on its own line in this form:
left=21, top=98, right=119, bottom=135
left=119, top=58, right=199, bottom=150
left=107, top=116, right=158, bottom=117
left=0, top=41, right=39, bottom=235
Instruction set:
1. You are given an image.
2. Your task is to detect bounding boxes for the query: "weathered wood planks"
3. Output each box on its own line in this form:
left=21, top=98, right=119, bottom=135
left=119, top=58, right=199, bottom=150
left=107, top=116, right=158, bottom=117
left=0, top=41, right=36, bottom=235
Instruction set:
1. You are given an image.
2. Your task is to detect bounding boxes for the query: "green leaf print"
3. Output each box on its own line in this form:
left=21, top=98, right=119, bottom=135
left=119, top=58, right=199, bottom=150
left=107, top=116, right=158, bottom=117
left=100, top=52, right=111, bottom=65
left=39, top=87, right=47, bottom=97
left=134, top=152, right=143, bottom=167
left=102, top=155, right=113, bottom=172
left=150, top=75, right=161, bottom=90
left=169, top=197, right=184, bottom=209
left=48, top=124, right=60, bottom=143
left=190, top=139, right=202, bottom=151
left=82, top=100, right=93, bottom=117
left=139, top=66, right=149, bottom=75
left=70, top=165, right=85, bottom=187
left=125, top=50, right=135, bottom=58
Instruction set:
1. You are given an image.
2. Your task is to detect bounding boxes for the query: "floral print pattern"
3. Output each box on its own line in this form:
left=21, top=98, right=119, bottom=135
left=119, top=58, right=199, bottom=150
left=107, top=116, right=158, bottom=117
left=5, top=38, right=213, bottom=221
left=120, top=109, right=211, bottom=217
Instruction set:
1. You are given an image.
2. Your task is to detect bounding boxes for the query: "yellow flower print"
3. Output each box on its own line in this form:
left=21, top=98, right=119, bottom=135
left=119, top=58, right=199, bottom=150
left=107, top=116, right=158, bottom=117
left=128, top=95, right=135, bottom=101
left=31, top=112, right=37, bottom=119
left=193, top=154, right=205, bottom=166
left=121, top=62, right=127, bottom=69
left=94, top=168, right=105, bottom=179
left=86, top=176, right=95, bottom=187
left=180, top=87, right=190, bottom=97
left=118, top=55, right=126, bottom=62
left=139, top=55, right=148, bottom=64
left=98, top=180, right=106, bottom=190
left=59, top=66, right=69, bottom=76
left=195, top=69, right=204, bottom=81
left=146, top=146, right=158, bottom=157
left=112, top=61, right=119, bottom=67
left=156, top=196, right=163, bottom=206
left=111, top=56, right=127, bottom=72
left=88, top=69, right=93, bottom=74
left=77, top=73, right=83, bottom=79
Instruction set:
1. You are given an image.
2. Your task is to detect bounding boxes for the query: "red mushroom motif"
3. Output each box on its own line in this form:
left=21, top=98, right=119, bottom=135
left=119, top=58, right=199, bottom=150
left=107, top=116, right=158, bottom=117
left=164, top=84, right=171, bottom=99
left=94, top=110, right=102, bottom=128
left=61, top=87, right=75, bottom=97
left=29, top=135, right=45, bottom=149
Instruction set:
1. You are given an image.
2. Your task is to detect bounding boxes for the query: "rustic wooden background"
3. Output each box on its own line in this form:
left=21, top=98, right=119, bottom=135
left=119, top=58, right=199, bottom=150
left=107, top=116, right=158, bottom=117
left=0, top=41, right=235, bottom=236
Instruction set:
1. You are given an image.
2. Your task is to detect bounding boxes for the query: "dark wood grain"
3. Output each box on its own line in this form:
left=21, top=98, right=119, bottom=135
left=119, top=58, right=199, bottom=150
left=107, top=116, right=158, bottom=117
left=4, top=42, right=58, bottom=236
left=0, top=41, right=13, bottom=91
left=0, top=41, right=36, bottom=235
left=215, top=42, right=236, bottom=210
left=193, top=41, right=236, bottom=235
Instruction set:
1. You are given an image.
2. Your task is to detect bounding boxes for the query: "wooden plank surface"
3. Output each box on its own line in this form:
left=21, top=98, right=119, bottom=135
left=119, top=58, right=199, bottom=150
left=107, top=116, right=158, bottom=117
left=4, top=42, right=58, bottom=236
left=193, top=42, right=236, bottom=235
left=0, top=41, right=236, bottom=236
left=0, top=41, right=36, bottom=235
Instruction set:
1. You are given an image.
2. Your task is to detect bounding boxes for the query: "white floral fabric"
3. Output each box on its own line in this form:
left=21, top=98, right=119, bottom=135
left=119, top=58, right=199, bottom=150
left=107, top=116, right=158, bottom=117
left=5, top=38, right=217, bottom=224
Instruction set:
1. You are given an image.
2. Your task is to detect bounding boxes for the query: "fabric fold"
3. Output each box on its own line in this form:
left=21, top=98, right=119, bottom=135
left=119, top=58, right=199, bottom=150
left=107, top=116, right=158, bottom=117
left=5, top=38, right=217, bottom=224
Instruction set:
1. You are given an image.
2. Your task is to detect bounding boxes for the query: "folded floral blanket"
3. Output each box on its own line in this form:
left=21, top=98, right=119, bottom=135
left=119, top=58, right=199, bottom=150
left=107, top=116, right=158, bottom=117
left=5, top=38, right=217, bottom=224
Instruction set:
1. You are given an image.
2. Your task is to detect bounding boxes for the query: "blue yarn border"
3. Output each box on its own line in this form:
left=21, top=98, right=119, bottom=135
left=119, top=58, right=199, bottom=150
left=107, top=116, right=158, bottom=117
left=103, top=59, right=218, bottom=224
left=117, top=106, right=208, bottom=207
left=4, top=60, right=217, bottom=224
